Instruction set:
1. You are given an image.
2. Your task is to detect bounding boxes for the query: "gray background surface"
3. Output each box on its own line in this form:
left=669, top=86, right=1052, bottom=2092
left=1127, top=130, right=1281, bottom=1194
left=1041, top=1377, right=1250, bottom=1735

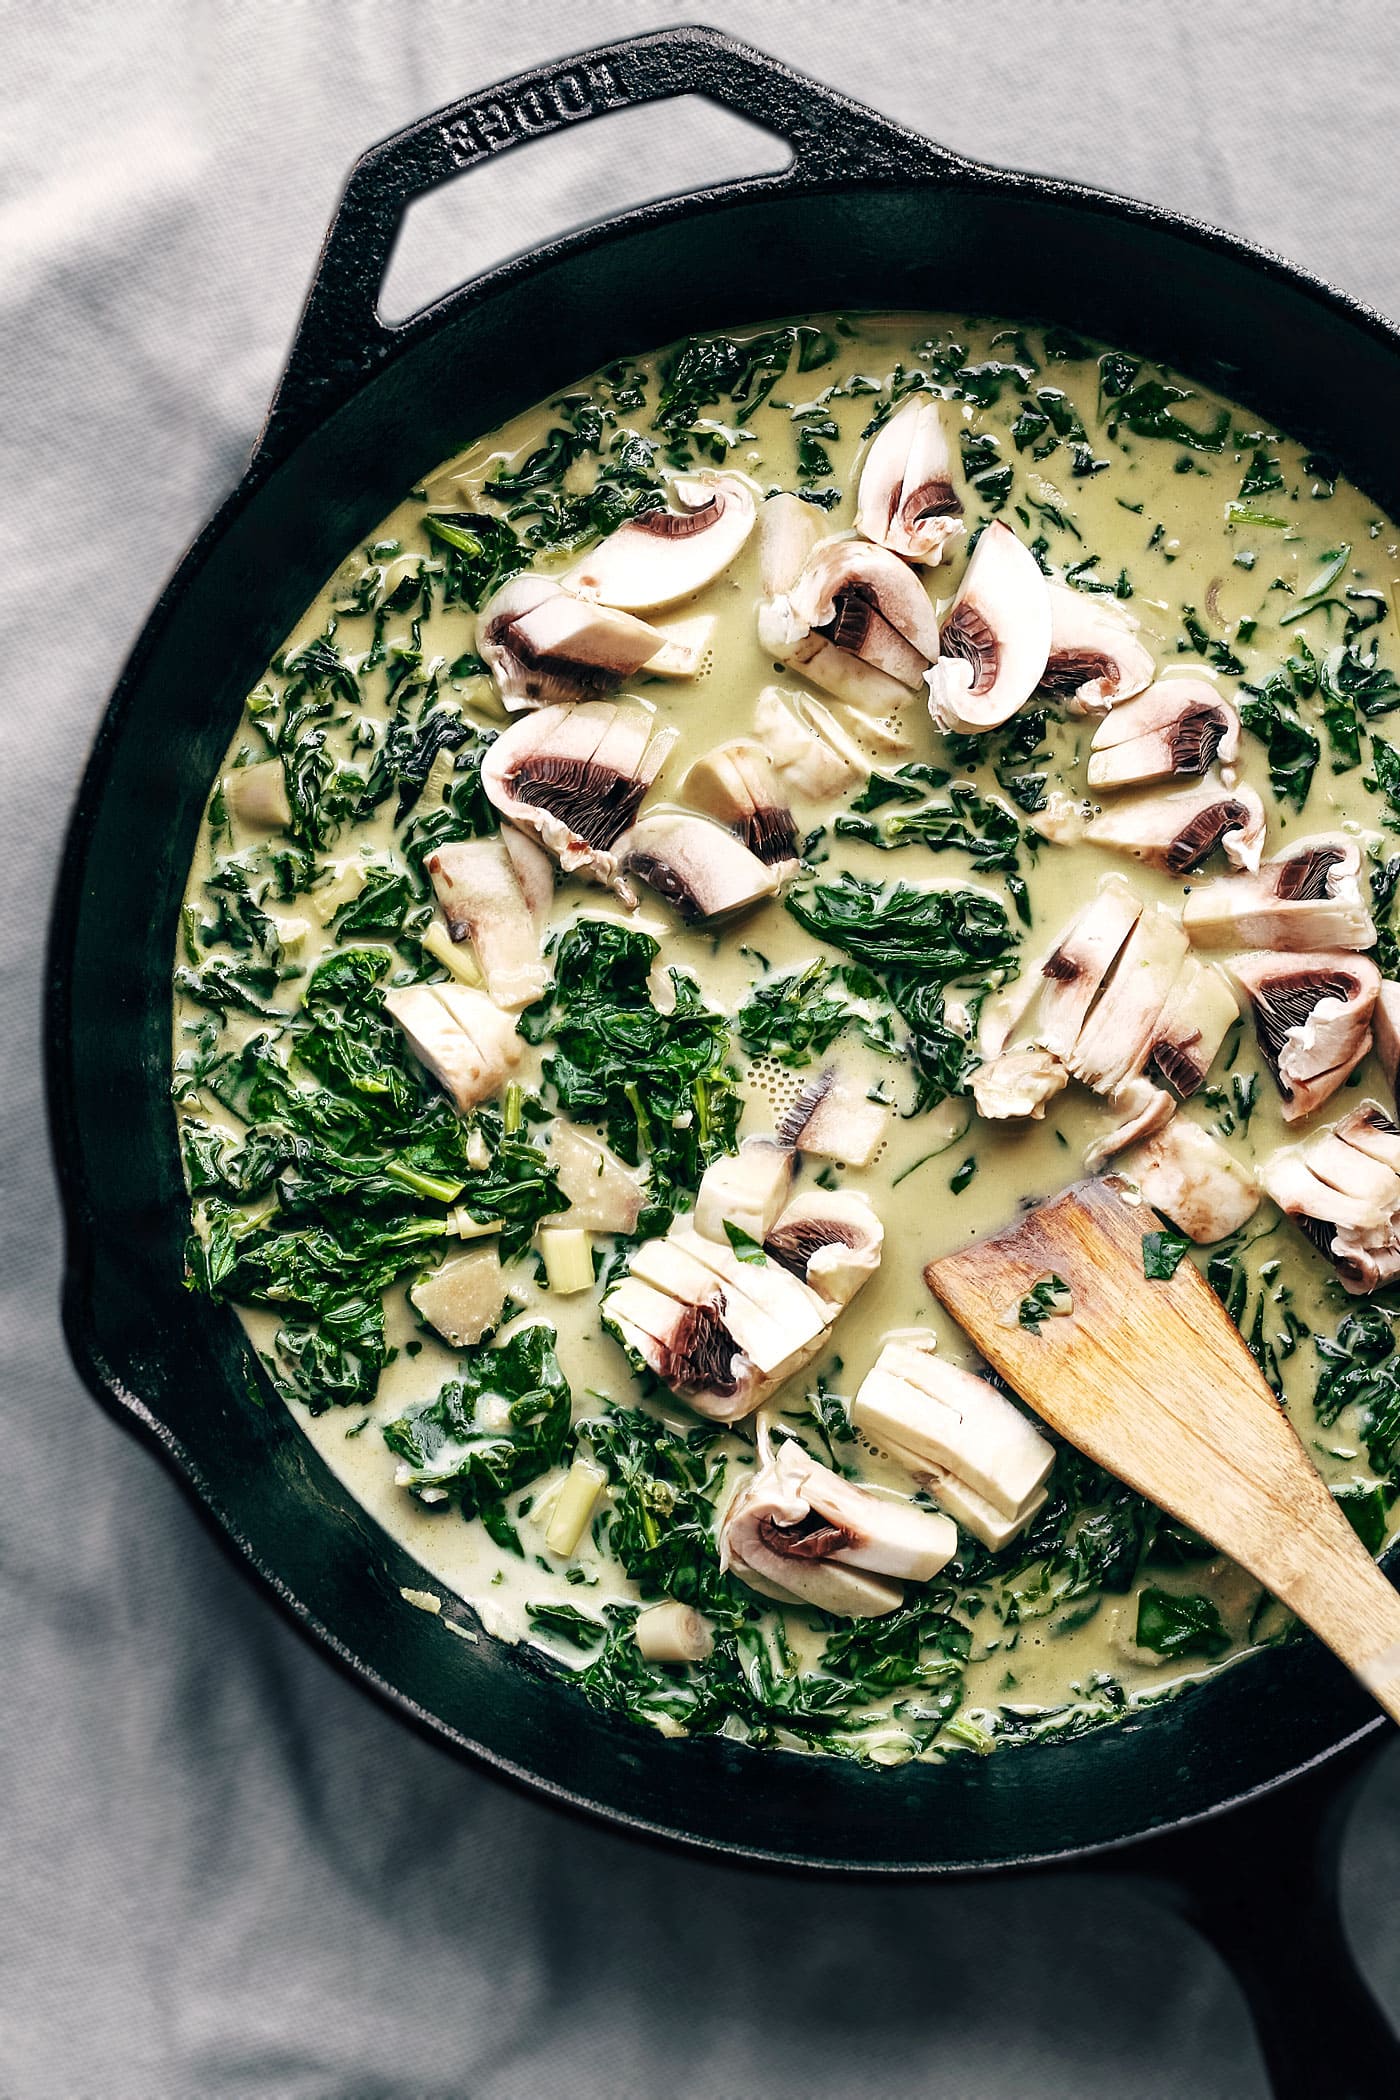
left=8, top=3, right=1400, bottom=2094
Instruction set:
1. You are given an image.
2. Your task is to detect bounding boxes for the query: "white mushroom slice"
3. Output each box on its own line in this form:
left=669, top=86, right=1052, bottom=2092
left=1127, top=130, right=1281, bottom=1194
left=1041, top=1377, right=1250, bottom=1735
left=925, top=1470, right=1050, bottom=1553
left=410, top=1247, right=508, bottom=1348
left=544, top=1121, right=644, bottom=1235
left=566, top=474, right=755, bottom=611
left=1087, top=681, right=1240, bottom=790
left=971, top=1048, right=1069, bottom=1122
left=642, top=612, right=716, bottom=681
left=1262, top=1142, right=1399, bottom=1237
left=1035, top=877, right=1144, bottom=1059
left=855, top=396, right=965, bottom=566
left=500, top=824, right=554, bottom=925
left=1068, top=904, right=1190, bottom=1094
left=624, top=809, right=779, bottom=923
left=1262, top=1104, right=1400, bottom=1293
left=225, top=758, right=292, bottom=832
left=1143, top=953, right=1241, bottom=1099
left=1082, top=1076, right=1178, bottom=1171
left=759, top=491, right=822, bottom=598
left=1376, top=981, right=1400, bottom=1096
left=1229, top=950, right=1380, bottom=1123
left=771, top=537, right=943, bottom=709
left=1335, top=1101, right=1400, bottom=1176
left=477, top=574, right=665, bottom=710
left=634, top=1600, right=713, bottom=1664
left=1086, top=781, right=1267, bottom=875
left=1028, top=790, right=1089, bottom=846
left=752, top=685, right=866, bottom=801
left=603, top=1276, right=763, bottom=1422
left=481, top=701, right=677, bottom=899
left=777, top=1068, right=888, bottom=1167
left=1126, top=1119, right=1260, bottom=1243
left=1183, top=835, right=1375, bottom=952
left=762, top=1189, right=884, bottom=1308
left=383, top=982, right=521, bottom=1113
left=720, top=1438, right=957, bottom=1616
left=1039, top=582, right=1155, bottom=716
left=925, top=521, right=1051, bottom=733
left=667, top=1226, right=832, bottom=1356
left=851, top=1340, right=1055, bottom=1535
left=693, top=1140, right=795, bottom=1247
left=627, top=1240, right=810, bottom=1379
left=424, top=837, right=548, bottom=1012
left=681, top=739, right=800, bottom=871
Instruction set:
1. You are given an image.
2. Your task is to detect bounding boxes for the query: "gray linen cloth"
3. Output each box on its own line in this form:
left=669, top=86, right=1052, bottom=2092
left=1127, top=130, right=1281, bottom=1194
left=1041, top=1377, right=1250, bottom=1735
left=7, top=3, right=1400, bottom=2094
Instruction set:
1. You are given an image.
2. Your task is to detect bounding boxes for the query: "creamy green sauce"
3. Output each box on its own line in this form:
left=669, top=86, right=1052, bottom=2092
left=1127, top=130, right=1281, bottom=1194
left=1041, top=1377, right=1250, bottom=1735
left=173, top=313, right=1400, bottom=1763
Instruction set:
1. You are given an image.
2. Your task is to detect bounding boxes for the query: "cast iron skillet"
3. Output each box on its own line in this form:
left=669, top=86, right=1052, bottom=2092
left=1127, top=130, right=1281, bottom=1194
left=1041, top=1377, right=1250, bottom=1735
left=46, top=26, right=1400, bottom=2092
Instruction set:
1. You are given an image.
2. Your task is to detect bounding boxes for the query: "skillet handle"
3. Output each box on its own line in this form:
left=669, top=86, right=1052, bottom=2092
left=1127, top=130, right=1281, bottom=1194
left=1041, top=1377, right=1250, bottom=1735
left=1107, top=1733, right=1399, bottom=2098
left=255, top=24, right=960, bottom=464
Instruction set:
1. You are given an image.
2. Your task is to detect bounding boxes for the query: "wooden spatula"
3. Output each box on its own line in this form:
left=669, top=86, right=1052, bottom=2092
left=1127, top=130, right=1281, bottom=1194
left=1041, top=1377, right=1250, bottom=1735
left=926, top=1176, right=1400, bottom=1722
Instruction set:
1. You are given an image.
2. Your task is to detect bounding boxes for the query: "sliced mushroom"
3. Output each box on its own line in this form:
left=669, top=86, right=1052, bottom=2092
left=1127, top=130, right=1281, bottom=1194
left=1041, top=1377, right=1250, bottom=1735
left=693, top=1139, right=795, bottom=1247
left=763, top=1188, right=884, bottom=1308
left=500, top=823, right=555, bottom=923
left=424, top=836, right=548, bottom=1011
left=925, top=521, right=1051, bottom=734
left=624, top=809, right=780, bottom=923
left=566, top=474, right=755, bottom=611
left=1183, top=835, right=1375, bottom=952
left=752, top=685, right=868, bottom=801
left=544, top=1121, right=644, bottom=1236
left=778, top=1068, right=888, bottom=1167
left=1082, top=1075, right=1178, bottom=1171
left=481, top=701, right=677, bottom=899
left=1034, top=877, right=1144, bottom=1059
left=383, top=982, right=522, bottom=1114
left=1263, top=1103, right=1400, bottom=1292
left=630, top=1233, right=824, bottom=1379
left=971, top=1047, right=1069, bottom=1122
left=410, top=1246, right=508, bottom=1348
left=1039, top=582, right=1155, bottom=716
left=851, top=1337, right=1054, bottom=1552
left=1085, top=780, right=1266, bottom=875
left=759, top=491, right=822, bottom=598
left=681, top=739, right=800, bottom=871
left=477, top=574, right=666, bottom=710
left=766, top=537, right=943, bottom=709
left=1087, top=680, right=1240, bottom=790
left=603, top=1275, right=763, bottom=1422
left=1143, top=953, right=1241, bottom=1099
left=1377, top=980, right=1400, bottom=1095
left=1230, top=950, right=1381, bottom=1122
left=1068, top=903, right=1191, bottom=1094
left=1126, top=1117, right=1260, bottom=1242
left=854, top=396, right=965, bottom=566
left=640, top=612, right=717, bottom=682
left=720, top=1436, right=957, bottom=1617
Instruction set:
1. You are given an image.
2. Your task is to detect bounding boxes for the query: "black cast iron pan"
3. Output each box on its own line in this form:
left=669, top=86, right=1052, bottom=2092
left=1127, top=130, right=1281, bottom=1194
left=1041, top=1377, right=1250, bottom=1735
left=45, top=27, right=1400, bottom=2093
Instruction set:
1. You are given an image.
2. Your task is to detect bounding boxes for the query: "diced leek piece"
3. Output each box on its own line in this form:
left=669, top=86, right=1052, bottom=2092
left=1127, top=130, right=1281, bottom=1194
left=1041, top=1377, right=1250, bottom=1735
left=421, top=918, right=485, bottom=985
left=449, top=1206, right=502, bottom=1240
left=269, top=913, right=310, bottom=955
left=307, top=858, right=367, bottom=926
left=421, top=746, right=460, bottom=806
left=634, top=1600, right=713, bottom=1664
left=538, top=1226, right=594, bottom=1295
left=544, top=1459, right=608, bottom=1556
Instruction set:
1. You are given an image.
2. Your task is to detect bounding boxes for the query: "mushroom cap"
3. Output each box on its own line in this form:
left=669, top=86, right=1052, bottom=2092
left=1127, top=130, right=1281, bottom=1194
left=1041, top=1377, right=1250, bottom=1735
left=566, top=473, right=756, bottom=612
left=1085, top=780, right=1267, bottom=875
left=383, top=981, right=522, bottom=1114
left=1182, top=833, right=1374, bottom=952
left=603, top=1277, right=763, bottom=1421
left=623, top=807, right=780, bottom=923
left=762, top=1187, right=884, bottom=1306
left=478, top=573, right=665, bottom=711
left=681, top=739, right=800, bottom=871
left=926, top=520, right=1052, bottom=733
left=1067, top=902, right=1191, bottom=1094
left=481, top=700, right=677, bottom=898
left=970, top=1047, right=1069, bottom=1122
left=1126, top=1117, right=1260, bottom=1243
left=1229, top=949, right=1381, bottom=1122
left=1082, top=1075, right=1178, bottom=1171
left=759, top=491, right=822, bottom=598
left=1376, top=980, right=1400, bottom=1096
left=1087, top=679, right=1240, bottom=790
left=1041, top=581, right=1155, bottom=715
left=855, top=396, right=965, bottom=567
left=777, top=1068, right=889, bottom=1167
left=1034, top=876, right=1144, bottom=1060
left=851, top=1338, right=1054, bottom=1525
left=424, top=835, right=548, bottom=1012
left=693, top=1139, right=795, bottom=1248
left=767, top=535, right=943, bottom=711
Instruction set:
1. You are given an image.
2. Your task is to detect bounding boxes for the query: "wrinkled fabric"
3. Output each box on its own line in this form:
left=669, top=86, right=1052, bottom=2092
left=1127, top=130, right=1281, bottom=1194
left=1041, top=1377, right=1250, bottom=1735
left=6, top=4, right=1400, bottom=2095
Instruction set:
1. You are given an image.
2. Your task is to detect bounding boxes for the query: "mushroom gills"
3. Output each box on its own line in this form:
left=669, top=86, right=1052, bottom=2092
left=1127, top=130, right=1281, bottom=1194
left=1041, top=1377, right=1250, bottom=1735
left=1040, top=582, right=1155, bottom=716
left=424, top=835, right=549, bottom=1011
left=1144, top=954, right=1241, bottom=1099
left=1087, top=681, right=1239, bottom=789
left=1263, top=1103, right=1400, bottom=1292
left=603, top=1277, right=762, bottom=1421
left=481, top=700, right=677, bottom=898
left=681, top=739, right=800, bottom=871
left=1125, top=1117, right=1260, bottom=1243
left=767, top=536, right=944, bottom=711
left=1183, top=835, right=1375, bottom=952
left=762, top=1188, right=884, bottom=1308
left=1229, top=950, right=1380, bottom=1122
left=850, top=1337, right=1054, bottom=1551
left=383, top=982, right=522, bottom=1113
left=566, top=473, right=755, bottom=611
left=477, top=574, right=666, bottom=709
left=623, top=808, right=779, bottom=923
left=854, top=395, right=965, bottom=566
left=1085, top=781, right=1267, bottom=874
left=925, top=520, right=1051, bottom=733
left=778, top=1068, right=889, bottom=1166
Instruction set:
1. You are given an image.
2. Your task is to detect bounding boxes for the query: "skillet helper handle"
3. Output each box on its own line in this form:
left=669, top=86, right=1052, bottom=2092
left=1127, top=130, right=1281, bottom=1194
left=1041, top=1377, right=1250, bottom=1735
left=1123, top=1736, right=1399, bottom=2099
left=256, top=25, right=948, bottom=465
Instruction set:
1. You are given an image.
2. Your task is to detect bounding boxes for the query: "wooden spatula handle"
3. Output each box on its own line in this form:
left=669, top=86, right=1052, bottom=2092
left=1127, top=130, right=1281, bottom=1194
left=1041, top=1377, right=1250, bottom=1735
left=1288, top=1555, right=1400, bottom=1724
